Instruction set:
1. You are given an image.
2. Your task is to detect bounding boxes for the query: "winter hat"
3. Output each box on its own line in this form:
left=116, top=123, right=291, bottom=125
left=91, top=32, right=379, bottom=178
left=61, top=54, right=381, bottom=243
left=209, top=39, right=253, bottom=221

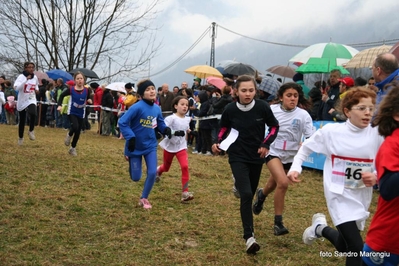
left=90, top=82, right=100, bottom=89
left=125, top=82, right=133, bottom=89
left=194, top=77, right=201, bottom=83
left=137, top=80, right=155, bottom=96
left=292, top=73, right=304, bottom=82
left=66, top=80, right=75, bottom=86
left=338, top=77, right=355, bottom=87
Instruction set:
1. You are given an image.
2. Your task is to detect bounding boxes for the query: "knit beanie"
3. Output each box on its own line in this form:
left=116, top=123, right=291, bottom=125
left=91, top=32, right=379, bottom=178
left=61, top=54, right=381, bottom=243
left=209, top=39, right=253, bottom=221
left=137, top=80, right=155, bottom=96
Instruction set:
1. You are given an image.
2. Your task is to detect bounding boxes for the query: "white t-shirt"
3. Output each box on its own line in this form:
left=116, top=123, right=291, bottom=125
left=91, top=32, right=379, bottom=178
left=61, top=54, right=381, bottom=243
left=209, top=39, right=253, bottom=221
left=14, top=74, right=39, bottom=111
left=0, top=91, right=5, bottom=114
left=269, top=104, right=314, bottom=164
left=159, top=113, right=191, bottom=153
left=289, top=120, right=384, bottom=230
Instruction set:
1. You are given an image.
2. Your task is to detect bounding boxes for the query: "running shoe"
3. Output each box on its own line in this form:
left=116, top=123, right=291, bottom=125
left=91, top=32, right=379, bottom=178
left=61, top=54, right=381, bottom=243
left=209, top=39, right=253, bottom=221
left=252, top=188, right=266, bottom=215
left=155, top=166, right=161, bottom=183
left=232, top=186, right=240, bottom=198
left=69, top=147, right=77, bottom=156
left=28, top=131, right=35, bottom=140
left=65, top=133, right=72, bottom=146
left=246, top=237, right=260, bottom=254
left=274, top=223, right=289, bottom=236
left=139, top=198, right=152, bottom=209
left=181, top=191, right=194, bottom=203
left=303, top=213, right=327, bottom=245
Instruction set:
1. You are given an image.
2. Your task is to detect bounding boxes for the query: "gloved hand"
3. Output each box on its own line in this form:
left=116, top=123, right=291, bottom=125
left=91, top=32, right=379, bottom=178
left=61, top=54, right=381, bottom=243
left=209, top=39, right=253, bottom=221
left=128, top=137, right=136, bottom=152
left=164, top=127, right=172, bottom=139
left=174, top=130, right=185, bottom=137
left=154, top=128, right=163, bottom=139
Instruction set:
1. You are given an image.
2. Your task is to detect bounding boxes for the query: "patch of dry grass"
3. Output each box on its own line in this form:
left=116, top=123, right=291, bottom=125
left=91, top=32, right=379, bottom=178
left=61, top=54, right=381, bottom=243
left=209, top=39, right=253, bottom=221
left=0, top=124, right=378, bottom=265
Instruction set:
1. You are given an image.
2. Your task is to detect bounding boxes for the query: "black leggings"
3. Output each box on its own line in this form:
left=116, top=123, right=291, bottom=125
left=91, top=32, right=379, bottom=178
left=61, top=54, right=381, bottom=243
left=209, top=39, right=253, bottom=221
left=68, top=115, right=84, bottom=148
left=322, top=221, right=364, bottom=266
left=18, top=104, right=36, bottom=138
left=230, top=162, right=263, bottom=240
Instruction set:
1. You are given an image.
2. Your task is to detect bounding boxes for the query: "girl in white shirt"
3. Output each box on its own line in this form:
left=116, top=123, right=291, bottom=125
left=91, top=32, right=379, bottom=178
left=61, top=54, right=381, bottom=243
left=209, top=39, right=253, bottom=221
left=156, top=96, right=193, bottom=203
left=253, top=82, right=314, bottom=236
left=14, top=62, right=40, bottom=145
left=287, top=87, right=383, bottom=266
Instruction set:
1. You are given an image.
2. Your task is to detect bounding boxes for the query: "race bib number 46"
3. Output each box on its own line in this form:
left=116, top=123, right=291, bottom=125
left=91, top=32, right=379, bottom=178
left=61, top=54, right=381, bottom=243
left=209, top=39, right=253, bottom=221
left=331, top=155, right=373, bottom=193
left=344, top=161, right=372, bottom=189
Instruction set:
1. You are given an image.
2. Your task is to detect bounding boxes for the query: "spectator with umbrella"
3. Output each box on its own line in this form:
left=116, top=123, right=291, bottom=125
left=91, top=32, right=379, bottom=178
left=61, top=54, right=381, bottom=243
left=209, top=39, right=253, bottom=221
left=372, top=53, right=399, bottom=106
left=292, top=73, right=310, bottom=99
left=257, top=76, right=280, bottom=100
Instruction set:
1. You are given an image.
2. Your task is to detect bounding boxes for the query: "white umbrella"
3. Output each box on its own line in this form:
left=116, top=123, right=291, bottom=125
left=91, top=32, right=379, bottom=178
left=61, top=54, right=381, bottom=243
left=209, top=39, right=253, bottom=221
left=289, top=42, right=359, bottom=66
left=106, top=82, right=128, bottom=94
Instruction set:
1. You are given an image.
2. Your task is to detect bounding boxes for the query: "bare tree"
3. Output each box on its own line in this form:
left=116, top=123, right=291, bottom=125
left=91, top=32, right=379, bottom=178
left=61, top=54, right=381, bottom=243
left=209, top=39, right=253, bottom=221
left=0, top=0, right=162, bottom=80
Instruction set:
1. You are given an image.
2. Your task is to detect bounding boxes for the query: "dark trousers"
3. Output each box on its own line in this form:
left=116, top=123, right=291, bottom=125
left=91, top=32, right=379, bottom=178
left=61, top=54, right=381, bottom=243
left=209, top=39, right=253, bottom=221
left=322, top=221, right=364, bottom=266
left=18, top=104, right=36, bottom=138
left=69, top=115, right=84, bottom=148
left=200, top=128, right=212, bottom=154
left=230, top=162, right=263, bottom=240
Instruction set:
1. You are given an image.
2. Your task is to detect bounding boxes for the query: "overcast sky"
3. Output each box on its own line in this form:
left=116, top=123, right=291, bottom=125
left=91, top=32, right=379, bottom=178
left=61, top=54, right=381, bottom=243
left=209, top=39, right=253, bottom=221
left=130, top=0, right=399, bottom=87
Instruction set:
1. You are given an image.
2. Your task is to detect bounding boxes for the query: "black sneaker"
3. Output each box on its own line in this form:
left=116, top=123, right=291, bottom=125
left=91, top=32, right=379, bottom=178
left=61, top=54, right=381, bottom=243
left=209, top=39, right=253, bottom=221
left=274, top=223, right=289, bottom=236
left=252, top=188, right=266, bottom=215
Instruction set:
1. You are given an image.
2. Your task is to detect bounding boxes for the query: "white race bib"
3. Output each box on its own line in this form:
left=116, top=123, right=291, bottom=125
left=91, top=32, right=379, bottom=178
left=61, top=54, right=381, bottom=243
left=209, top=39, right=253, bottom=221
left=330, top=155, right=373, bottom=194
left=151, top=117, right=157, bottom=128
left=273, top=139, right=299, bottom=151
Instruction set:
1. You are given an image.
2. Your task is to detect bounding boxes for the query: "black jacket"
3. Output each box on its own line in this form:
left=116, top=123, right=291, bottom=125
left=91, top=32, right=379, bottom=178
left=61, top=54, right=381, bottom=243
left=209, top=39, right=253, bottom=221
left=101, top=90, right=114, bottom=109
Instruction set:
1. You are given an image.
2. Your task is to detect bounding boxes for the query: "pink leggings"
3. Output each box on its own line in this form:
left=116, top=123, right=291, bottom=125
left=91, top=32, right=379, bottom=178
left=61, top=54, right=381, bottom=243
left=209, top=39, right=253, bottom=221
left=158, top=149, right=190, bottom=192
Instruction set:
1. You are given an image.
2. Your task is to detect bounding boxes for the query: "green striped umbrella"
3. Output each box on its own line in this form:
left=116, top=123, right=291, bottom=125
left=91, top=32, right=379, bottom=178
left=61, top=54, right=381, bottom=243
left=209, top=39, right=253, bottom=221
left=289, top=42, right=359, bottom=67
left=295, top=58, right=350, bottom=74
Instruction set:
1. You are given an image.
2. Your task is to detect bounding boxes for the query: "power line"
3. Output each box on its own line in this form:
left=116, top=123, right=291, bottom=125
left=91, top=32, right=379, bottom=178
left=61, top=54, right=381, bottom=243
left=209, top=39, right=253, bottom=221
left=150, top=26, right=211, bottom=77
left=150, top=22, right=399, bottom=77
left=217, top=23, right=399, bottom=49
left=217, top=24, right=308, bottom=48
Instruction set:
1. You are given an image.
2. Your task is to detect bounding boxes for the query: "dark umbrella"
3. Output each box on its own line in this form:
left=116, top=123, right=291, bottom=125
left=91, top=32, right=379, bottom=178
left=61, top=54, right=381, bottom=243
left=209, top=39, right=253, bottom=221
left=224, top=63, right=257, bottom=76
left=46, top=69, right=73, bottom=82
left=69, top=68, right=99, bottom=79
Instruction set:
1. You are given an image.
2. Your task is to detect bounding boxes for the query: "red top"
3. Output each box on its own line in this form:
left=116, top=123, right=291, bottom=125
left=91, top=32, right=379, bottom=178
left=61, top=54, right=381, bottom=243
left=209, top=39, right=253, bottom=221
left=93, top=88, right=103, bottom=111
left=366, top=128, right=399, bottom=254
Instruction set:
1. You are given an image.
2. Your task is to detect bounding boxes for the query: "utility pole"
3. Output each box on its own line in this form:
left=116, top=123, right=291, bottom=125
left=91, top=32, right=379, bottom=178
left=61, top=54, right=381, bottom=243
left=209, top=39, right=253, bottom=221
left=209, top=22, right=216, bottom=67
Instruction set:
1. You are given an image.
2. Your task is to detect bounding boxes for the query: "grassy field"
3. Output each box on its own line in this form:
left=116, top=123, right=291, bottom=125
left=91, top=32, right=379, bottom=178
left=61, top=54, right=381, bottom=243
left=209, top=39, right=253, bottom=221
left=0, top=124, right=379, bottom=266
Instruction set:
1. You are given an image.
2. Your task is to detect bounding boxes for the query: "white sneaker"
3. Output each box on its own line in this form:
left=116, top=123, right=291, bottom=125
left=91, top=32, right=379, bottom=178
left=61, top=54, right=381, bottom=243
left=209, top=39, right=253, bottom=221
left=232, top=175, right=240, bottom=198
left=18, top=138, right=24, bottom=146
left=69, top=147, right=77, bottom=156
left=204, top=151, right=212, bottom=156
left=181, top=191, right=194, bottom=203
left=192, top=150, right=199, bottom=154
left=28, top=131, right=35, bottom=140
left=65, top=133, right=72, bottom=146
left=155, top=166, right=161, bottom=183
left=232, top=186, right=240, bottom=198
left=246, top=236, right=260, bottom=254
left=303, top=213, right=327, bottom=245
